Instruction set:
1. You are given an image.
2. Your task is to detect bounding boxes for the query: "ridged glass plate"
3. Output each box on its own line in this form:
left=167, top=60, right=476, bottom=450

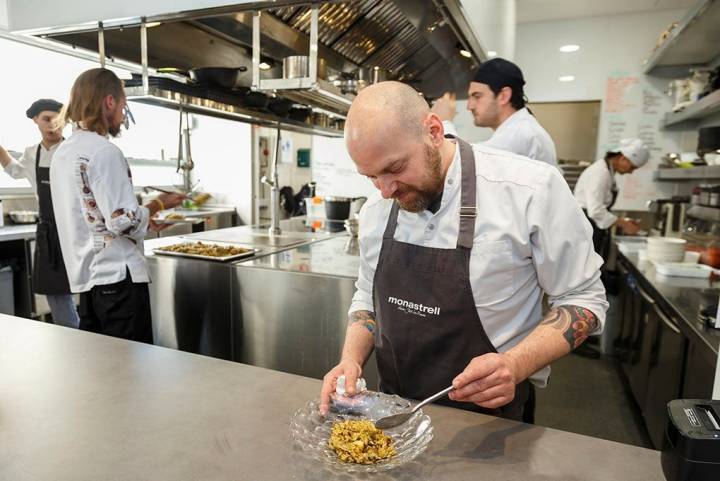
left=289, top=391, right=433, bottom=473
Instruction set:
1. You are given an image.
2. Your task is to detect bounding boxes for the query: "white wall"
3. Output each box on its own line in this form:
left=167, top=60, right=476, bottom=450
left=516, top=9, right=695, bottom=210
left=0, top=0, right=8, bottom=30
left=460, top=0, right=516, bottom=60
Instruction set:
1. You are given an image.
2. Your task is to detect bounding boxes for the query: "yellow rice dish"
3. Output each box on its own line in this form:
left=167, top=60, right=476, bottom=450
left=328, top=420, right=396, bottom=464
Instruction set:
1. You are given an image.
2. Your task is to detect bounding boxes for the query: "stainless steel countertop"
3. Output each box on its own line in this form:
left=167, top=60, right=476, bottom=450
left=144, top=225, right=335, bottom=260
left=0, top=223, right=36, bottom=242
left=0, top=313, right=664, bottom=481
left=237, top=234, right=360, bottom=278
left=616, top=239, right=720, bottom=362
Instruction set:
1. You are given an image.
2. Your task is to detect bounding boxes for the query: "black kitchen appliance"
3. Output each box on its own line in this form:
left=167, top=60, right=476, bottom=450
left=661, top=399, right=720, bottom=481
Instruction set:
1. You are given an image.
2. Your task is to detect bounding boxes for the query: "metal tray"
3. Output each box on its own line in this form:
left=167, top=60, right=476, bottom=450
left=152, top=241, right=260, bottom=262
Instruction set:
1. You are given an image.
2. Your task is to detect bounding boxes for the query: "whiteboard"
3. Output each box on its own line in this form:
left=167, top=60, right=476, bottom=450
left=311, top=136, right=376, bottom=198
left=596, top=72, right=686, bottom=211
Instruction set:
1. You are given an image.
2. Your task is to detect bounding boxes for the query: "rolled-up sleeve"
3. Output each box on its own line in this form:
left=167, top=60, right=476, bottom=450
left=348, top=202, right=383, bottom=316
left=88, top=145, right=149, bottom=242
left=585, top=171, right=617, bottom=229
left=529, top=167, right=609, bottom=333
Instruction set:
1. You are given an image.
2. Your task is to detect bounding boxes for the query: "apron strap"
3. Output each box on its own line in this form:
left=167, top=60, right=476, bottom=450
left=35, top=144, right=42, bottom=175
left=382, top=201, right=401, bottom=240
left=456, top=138, right=477, bottom=249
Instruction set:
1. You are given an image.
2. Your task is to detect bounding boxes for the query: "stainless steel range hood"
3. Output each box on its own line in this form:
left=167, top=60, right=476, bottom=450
left=33, top=0, right=485, bottom=133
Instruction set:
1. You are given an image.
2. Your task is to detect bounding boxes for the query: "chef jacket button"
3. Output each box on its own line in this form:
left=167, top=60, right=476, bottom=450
left=428, top=224, right=435, bottom=231
left=447, top=178, right=454, bottom=185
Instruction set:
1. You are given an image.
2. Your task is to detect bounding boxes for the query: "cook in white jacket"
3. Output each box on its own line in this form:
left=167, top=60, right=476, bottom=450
left=573, top=138, right=649, bottom=260
left=432, top=58, right=558, bottom=167
left=51, top=68, right=184, bottom=343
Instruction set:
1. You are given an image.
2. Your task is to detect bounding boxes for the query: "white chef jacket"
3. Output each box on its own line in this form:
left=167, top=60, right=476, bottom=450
left=573, top=159, right=618, bottom=230
left=444, top=107, right=558, bottom=167
left=3, top=142, right=61, bottom=194
left=350, top=142, right=607, bottom=387
left=50, top=130, right=150, bottom=293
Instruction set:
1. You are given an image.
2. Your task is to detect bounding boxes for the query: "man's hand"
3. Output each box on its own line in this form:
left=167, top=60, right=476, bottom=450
left=617, top=217, right=640, bottom=235
left=431, top=92, right=457, bottom=121
left=157, top=192, right=186, bottom=210
left=448, top=352, right=519, bottom=409
left=319, top=358, right=363, bottom=416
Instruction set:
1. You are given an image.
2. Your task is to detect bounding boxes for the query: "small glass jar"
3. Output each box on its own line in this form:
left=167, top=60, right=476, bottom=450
left=710, top=185, right=720, bottom=207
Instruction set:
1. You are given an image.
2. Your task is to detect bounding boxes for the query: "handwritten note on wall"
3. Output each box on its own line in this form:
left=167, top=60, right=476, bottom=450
left=597, top=73, right=682, bottom=211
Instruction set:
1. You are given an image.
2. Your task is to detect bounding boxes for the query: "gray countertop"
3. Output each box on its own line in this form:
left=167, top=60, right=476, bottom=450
left=0, top=223, right=36, bottom=242
left=616, top=239, right=720, bottom=362
left=237, top=234, right=360, bottom=278
left=0, top=313, right=664, bottom=481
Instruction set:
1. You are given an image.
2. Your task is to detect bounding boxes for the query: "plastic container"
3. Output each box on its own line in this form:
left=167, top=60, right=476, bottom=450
left=0, top=266, right=14, bottom=315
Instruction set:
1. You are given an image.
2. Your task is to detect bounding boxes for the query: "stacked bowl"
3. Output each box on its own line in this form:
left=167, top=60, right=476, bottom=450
left=646, top=237, right=687, bottom=263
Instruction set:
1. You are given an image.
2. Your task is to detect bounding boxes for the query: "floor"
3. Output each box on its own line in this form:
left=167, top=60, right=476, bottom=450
left=534, top=349, right=653, bottom=449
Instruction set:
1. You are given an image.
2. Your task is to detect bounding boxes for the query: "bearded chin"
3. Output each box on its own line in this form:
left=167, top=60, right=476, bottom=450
left=108, top=124, right=122, bottom=137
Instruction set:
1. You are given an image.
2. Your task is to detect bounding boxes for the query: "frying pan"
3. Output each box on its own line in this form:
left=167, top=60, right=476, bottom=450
left=189, top=67, right=248, bottom=89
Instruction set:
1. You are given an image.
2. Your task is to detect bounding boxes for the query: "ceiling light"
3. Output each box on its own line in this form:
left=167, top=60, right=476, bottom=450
left=145, top=21, right=162, bottom=28
left=487, top=50, right=497, bottom=58
left=459, top=49, right=472, bottom=58
left=259, top=62, right=272, bottom=71
left=559, top=44, right=580, bottom=53
left=559, top=75, right=575, bottom=82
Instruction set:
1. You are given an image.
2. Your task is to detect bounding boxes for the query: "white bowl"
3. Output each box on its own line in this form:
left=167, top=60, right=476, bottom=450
left=647, top=237, right=686, bottom=262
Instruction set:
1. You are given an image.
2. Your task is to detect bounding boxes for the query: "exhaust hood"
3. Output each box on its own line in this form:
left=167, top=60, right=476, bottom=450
left=31, top=0, right=486, bottom=134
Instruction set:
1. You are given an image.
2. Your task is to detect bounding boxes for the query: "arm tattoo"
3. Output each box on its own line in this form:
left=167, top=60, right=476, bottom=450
left=540, top=305, right=598, bottom=349
left=349, top=310, right=377, bottom=334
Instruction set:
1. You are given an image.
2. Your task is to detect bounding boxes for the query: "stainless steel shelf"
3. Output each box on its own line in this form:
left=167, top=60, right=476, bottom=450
left=653, top=165, right=720, bottom=181
left=686, top=205, right=720, bottom=222
left=256, top=78, right=355, bottom=115
left=662, top=89, right=720, bottom=130
left=125, top=86, right=343, bottom=138
left=643, top=0, right=720, bottom=77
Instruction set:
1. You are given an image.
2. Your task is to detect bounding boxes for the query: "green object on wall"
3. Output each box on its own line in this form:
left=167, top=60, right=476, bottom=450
left=297, top=148, right=311, bottom=168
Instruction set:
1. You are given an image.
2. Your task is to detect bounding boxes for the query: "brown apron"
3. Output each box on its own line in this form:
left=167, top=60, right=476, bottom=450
left=372, top=137, right=532, bottom=422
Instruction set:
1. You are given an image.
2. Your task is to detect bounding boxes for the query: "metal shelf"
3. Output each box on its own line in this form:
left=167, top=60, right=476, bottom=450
left=643, top=0, right=720, bottom=77
left=662, top=89, right=720, bottom=130
left=125, top=85, right=343, bottom=138
left=653, top=165, right=720, bottom=181
left=255, top=78, right=354, bottom=115
left=686, top=205, right=720, bottom=222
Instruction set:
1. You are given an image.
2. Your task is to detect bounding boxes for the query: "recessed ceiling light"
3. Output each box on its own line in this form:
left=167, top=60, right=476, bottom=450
left=459, top=49, right=472, bottom=58
left=559, top=44, right=580, bottom=53
left=259, top=62, right=272, bottom=71
left=487, top=50, right=498, bottom=58
left=559, top=75, right=575, bottom=82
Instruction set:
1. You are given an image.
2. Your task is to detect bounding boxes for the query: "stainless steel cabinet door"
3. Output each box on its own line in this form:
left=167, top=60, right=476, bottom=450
left=643, top=304, right=686, bottom=449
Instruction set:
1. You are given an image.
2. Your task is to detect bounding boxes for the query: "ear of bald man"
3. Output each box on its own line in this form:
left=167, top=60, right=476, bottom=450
left=431, top=92, right=456, bottom=122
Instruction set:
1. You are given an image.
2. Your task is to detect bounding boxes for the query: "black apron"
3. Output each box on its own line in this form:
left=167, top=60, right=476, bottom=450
left=583, top=159, right=618, bottom=262
left=372, top=137, right=532, bottom=422
left=33, top=144, right=72, bottom=295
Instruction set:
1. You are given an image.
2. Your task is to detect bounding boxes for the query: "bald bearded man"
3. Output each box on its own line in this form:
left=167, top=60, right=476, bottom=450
left=319, top=82, right=607, bottom=422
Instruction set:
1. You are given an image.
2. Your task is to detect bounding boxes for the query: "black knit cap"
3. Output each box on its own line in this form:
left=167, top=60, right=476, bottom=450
left=472, top=58, right=525, bottom=92
left=26, top=99, right=63, bottom=119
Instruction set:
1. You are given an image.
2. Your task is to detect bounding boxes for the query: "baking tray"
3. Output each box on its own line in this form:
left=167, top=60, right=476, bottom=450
left=153, top=241, right=260, bottom=262
left=154, top=217, right=206, bottom=225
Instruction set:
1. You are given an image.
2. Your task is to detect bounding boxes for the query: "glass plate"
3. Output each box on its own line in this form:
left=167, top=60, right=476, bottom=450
left=289, top=391, right=433, bottom=473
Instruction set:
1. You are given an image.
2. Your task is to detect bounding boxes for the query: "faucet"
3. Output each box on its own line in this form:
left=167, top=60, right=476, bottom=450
left=261, top=126, right=282, bottom=236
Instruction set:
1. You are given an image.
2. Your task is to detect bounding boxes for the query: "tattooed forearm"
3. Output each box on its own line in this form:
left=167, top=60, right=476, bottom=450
left=349, top=310, right=377, bottom=334
left=540, top=306, right=598, bottom=349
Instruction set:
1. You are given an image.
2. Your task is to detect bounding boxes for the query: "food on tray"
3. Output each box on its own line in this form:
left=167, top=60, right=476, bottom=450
left=328, top=419, right=396, bottom=464
left=157, top=242, right=252, bottom=257
left=165, top=213, right=186, bottom=220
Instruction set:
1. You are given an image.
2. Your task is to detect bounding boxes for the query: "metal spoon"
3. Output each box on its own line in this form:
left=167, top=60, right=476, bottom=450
left=374, top=385, right=454, bottom=430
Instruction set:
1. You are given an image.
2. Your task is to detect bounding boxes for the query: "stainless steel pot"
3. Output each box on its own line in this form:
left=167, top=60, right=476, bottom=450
left=370, top=66, right=388, bottom=83
left=311, top=111, right=330, bottom=128
left=9, top=211, right=38, bottom=224
left=283, top=56, right=327, bottom=80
